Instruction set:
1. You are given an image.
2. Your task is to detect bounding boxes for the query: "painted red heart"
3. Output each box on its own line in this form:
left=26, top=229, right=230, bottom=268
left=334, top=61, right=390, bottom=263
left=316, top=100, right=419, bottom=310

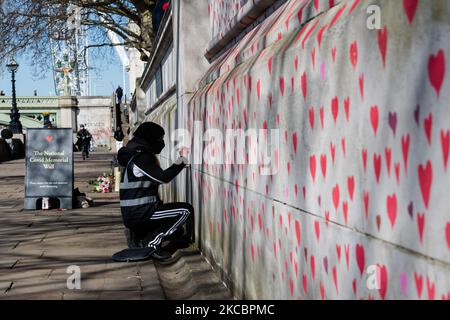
left=332, top=184, right=340, bottom=211
left=377, top=26, right=388, bottom=67
left=332, top=47, right=337, bottom=63
left=343, top=202, right=349, bottom=225
left=332, top=266, right=339, bottom=294
left=301, top=72, right=307, bottom=101
left=363, top=192, right=369, bottom=218
left=344, top=244, right=350, bottom=270
left=359, top=73, right=364, bottom=101
left=373, top=153, right=382, bottom=184
left=403, top=0, right=419, bottom=25
left=344, top=97, right=350, bottom=121
left=309, top=107, right=315, bottom=130
left=320, top=281, right=325, bottom=300
left=428, top=49, right=445, bottom=97
left=355, top=244, right=365, bottom=277
left=418, top=161, right=433, bottom=209
left=427, top=277, right=436, bottom=300
left=268, top=56, right=273, bottom=75
left=320, top=154, right=327, bottom=178
left=385, top=148, right=392, bottom=177
left=294, top=55, right=298, bottom=71
left=441, top=130, right=450, bottom=171
left=336, top=244, right=341, bottom=262
left=320, top=106, right=324, bottom=129
left=370, top=105, right=379, bottom=136
left=376, top=215, right=381, bottom=231
left=417, top=213, right=425, bottom=244
left=311, top=48, right=316, bottom=70
left=349, top=41, right=358, bottom=69
left=446, top=222, right=450, bottom=252
left=310, top=255, right=316, bottom=280
left=323, top=256, right=329, bottom=274
left=401, top=134, right=410, bottom=174
left=341, top=137, right=346, bottom=157
left=362, top=149, right=368, bottom=172
left=313, top=0, right=319, bottom=11
left=257, top=80, right=261, bottom=101
left=292, top=132, right=298, bottom=154
left=395, top=162, right=401, bottom=185
left=314, top=220, right=320, bottom=242
left=330, top=143, right=336, bottom=164
left=45, top=135, right=53, bottom=143
left=291, top=77, right=295, bottom=93
left=295, top=220, right=301, bottom=246
left=310, top=155, right=317, bottom=182
left=387, top=194, right=397, bottom=228
left=352, top=279, right=357, bottom=296
left=302, top=273, right=308, bottom=295
left=331, top=97, right=339, bottom=124
left=377, top=264, right=388, bottom=300
left=279, top=77, right=285, bottom=96
left=415, top=273, right=423, bottom=299
left=347, top=176, right=355, bottom=201
left=424, top=113, right=433, bottom=145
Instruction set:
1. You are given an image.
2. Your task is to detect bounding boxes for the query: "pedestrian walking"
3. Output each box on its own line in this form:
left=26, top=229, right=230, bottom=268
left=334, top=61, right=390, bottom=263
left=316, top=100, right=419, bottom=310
left=76, top=124, right=92, bottom=160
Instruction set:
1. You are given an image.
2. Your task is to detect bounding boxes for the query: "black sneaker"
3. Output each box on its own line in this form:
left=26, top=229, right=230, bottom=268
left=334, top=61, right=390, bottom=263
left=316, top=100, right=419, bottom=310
left=151, top=247, right=172, bottom=261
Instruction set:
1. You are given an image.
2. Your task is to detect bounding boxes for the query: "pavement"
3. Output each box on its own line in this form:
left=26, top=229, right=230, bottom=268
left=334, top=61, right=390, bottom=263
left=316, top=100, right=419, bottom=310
left=0, top=152, right=232, bottom=300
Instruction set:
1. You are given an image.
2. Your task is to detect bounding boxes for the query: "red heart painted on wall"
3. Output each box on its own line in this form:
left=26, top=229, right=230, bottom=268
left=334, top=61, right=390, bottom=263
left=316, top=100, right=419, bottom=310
left=347, top=176, right=355, bottom=201
left=310, top=155, right=317, bottom=182
left=401, top=134, right=410, bottom=174
left=370, top=105, right=379, bottom=136
left=377, top=264, right=388, bottom=300
left=415, top=273, right=423, bottom=299
left=45, top=135, right=53, bottom=143
left=387, top=194, right=397, bottom=228
left=301, top=72, right=307, bottom=101
left=332, top=184, right=340, bottom=211
left=441, top=130, right=450, bottom=171
left=292, top=132, right=298, bottom=154
left=295, top=220, right=301, bottom=246
left=363, top=192, right=369, bottom=218
left=446, top=223, right=450, bottom=252
left=344, top=97, right=350, bottom=121
left=310, top=255, right=316, bottom=280
left=417, top=213, right=425, bottom=244
left=330, top=143, right=336, bottom=164
left=331, top=97, right=339, bottom=124
left=355, top=244, right=365, bottom=277
left=343, top=202, right=349, bottom=225
left=373, top=153, right=382, bottom=184
left=320, top=154, right=327, bottom=178
left=385, top=148, right=392, bottom=177
left=279, top=77, right=285, bottom=96
left=332, top=266, right=339, bottom=294
left=403, top=0, right=419, bottom=25
left=359, top=73, right=364, bottom=101
left=427, top=277, right=436, bottom=300
left=424, top=113, right=433, bottom=145
left=362, top=149, right=368, bottom=172
left=428, top=50, right=445, bottom=97
left=418, top=161, right=433, bottom=209
left=314, top=220, right=320, bottom=242
left=320, top=107, right=325, bottom=129
left=378, top=26, right=388, bottom=67
left=349, top=41, right=358, bottom=69
left=309, top=107, right=315, bottom=130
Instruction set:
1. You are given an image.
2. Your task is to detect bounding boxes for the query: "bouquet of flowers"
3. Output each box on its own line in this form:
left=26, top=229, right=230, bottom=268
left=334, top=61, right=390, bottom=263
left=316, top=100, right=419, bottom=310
left=89, top=172, right=115, bottom=193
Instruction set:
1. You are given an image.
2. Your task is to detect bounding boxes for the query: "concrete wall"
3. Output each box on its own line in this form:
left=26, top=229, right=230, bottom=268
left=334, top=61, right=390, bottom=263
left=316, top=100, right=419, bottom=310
left=181, top=0, right=450, bottom=299
left=76, top=96, right=113, bottom=150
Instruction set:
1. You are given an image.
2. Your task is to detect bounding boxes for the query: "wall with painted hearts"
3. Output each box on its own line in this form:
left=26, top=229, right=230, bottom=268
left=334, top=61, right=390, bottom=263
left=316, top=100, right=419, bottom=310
left=182, top=0, right=450, bottom=299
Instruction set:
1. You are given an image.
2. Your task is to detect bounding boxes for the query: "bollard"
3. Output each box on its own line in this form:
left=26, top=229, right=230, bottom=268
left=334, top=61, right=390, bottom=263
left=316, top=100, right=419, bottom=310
left=114, top=167, right=121, bottom=192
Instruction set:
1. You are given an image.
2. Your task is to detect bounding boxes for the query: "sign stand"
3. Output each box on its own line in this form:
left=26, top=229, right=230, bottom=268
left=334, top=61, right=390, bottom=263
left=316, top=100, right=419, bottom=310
left=24, top=128, right=74, bottom=210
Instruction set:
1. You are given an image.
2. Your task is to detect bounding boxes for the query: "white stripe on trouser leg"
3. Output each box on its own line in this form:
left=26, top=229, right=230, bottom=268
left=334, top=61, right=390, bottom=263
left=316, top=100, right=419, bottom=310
left=147, top=209, right=190, bottom=248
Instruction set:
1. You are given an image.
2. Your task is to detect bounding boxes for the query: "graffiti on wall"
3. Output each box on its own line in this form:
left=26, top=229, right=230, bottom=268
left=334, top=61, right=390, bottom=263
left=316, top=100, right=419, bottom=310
left=185, top=0, right=450, bottom=299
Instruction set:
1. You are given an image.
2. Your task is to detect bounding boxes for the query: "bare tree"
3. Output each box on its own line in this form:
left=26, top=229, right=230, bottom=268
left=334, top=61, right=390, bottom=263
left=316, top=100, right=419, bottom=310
left=0, top=0, right=157, bottom=72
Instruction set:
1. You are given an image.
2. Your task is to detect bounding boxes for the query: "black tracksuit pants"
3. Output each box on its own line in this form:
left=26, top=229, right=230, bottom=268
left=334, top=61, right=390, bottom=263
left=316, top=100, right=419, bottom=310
left=137, top=202, right=193, bottom=249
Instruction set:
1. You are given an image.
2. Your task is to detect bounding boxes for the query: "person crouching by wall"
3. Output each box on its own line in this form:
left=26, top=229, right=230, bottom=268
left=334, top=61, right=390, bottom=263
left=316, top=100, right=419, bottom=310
left=117, top=122, right=192, bottom=261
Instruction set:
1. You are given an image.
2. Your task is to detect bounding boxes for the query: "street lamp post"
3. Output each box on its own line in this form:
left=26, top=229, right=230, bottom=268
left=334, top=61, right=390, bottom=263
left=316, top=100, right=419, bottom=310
left=6, top=58, right=23, bottom=134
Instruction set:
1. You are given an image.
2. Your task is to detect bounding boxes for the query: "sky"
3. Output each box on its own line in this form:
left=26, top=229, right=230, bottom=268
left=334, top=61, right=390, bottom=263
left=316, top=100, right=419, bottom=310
left=0, top=49, right=129, bottom=97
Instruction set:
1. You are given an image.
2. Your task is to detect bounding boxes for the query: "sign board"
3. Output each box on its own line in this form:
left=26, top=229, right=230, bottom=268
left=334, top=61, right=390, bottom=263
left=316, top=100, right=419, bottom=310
left=24, top=128, right=73, bottom=209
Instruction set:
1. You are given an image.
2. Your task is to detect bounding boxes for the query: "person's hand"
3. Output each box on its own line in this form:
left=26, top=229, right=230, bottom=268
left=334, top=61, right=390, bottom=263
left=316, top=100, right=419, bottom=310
left=175, top=156, right=189, bottom=167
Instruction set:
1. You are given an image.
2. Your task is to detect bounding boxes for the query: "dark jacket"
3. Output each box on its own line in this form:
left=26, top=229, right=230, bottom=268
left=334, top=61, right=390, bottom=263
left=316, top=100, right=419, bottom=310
left=118, top=138, right=185, bottom=229
left=114, top=129, right=125, bottom=142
